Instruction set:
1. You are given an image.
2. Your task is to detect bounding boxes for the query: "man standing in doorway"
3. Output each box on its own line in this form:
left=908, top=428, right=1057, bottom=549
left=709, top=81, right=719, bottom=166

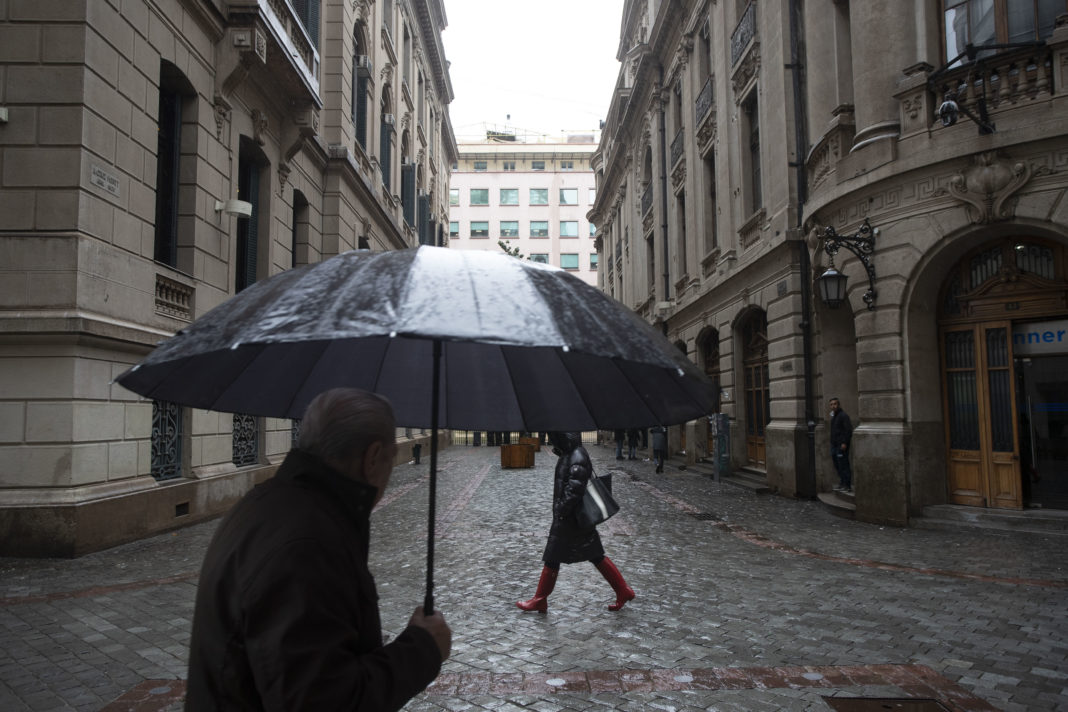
left=829, top=397, right=853, bottom=493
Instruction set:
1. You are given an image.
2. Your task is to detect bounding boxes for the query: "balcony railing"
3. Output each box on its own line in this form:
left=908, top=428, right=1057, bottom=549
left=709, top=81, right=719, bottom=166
left=695, top=75, right=714, bottom=123
left=641, top=182, right=654, bottom=216
left=227, top=0, right=321, bottom=105
left=928, top=44, right=1055, bottom=126
left=731, top=1, right=756, bottom=66
left=671, top=127, right=685, bottom=167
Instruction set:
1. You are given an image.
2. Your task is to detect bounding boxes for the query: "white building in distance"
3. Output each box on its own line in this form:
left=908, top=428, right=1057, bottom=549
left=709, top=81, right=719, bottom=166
left=448, top=137, right=599, bottom=286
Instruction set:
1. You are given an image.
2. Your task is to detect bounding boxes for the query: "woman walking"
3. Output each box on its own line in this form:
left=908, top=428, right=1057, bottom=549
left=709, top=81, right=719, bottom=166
left=516, top=431, right=635, bottom=613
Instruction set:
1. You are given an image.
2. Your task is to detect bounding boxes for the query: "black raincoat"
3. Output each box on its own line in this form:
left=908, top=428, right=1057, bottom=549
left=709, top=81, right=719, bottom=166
left=541, top=433, right=605, bottom=565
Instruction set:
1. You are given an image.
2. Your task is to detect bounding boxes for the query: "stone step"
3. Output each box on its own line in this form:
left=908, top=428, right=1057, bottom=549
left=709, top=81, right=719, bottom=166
left=914, top=504, right=1068, bottom=537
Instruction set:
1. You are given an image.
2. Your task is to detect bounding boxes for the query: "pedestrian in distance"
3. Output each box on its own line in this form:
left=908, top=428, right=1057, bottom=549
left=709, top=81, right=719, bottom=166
left=517, top=431, right=636, bottom=613
left=829, top=397, right=854, bottom=493
left=651, top=425, right=668, bottom=473
left=614, top=428, right=625, bottom=460
left=626, top=428, right=640, bottom=460
left=185, top=388, right=451, bottom=711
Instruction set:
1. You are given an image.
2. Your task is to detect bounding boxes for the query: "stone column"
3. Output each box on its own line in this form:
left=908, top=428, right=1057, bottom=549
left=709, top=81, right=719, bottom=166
left=848, top=0, right=918, bottom=151
left=803, top=0, right=854, bottom=144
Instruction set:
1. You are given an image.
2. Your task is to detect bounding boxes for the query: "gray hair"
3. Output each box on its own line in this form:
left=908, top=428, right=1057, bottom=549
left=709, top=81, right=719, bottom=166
left=298, top=388, right=395, bottom=465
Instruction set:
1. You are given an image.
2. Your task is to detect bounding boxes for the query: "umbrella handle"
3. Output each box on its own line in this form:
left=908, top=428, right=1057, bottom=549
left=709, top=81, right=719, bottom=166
left=424, top=339, right=442, bottom=616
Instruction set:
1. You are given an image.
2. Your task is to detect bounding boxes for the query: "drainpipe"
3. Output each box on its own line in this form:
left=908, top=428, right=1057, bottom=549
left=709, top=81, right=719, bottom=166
left=789, top=0, right=817, bottom=498
left=658, top=64, right=671, bottom=328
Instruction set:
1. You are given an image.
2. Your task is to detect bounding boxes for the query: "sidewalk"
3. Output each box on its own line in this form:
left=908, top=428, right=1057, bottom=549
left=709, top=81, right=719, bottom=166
left=1, top=443, right=1066, bottom=711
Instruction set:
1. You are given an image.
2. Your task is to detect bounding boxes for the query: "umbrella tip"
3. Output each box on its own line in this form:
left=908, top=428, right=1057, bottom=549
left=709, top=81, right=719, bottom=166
left=231, top=342, right=241, bottom=350
left=389, top=331, right=397, bottom=338
left=562, top=345, right=570, bottom=353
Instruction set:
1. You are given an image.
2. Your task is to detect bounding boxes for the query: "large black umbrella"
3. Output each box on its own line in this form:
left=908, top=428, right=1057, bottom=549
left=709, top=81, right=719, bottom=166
left=117, top=246, right=717, bottom=610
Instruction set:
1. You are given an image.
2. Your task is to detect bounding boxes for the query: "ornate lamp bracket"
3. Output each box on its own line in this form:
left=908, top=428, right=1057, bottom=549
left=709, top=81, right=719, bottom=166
left=822, top=218, right=878, bottom=310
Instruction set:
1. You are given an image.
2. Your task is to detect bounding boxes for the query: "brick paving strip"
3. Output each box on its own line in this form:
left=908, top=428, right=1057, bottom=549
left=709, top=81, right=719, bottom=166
left=100, top=663, right=997, bottom=711
left=630, top=479, right=1068, bottom=589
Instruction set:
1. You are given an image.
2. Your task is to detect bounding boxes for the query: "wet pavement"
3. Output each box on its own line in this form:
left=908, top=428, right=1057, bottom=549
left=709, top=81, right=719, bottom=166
left=1, top=442, right=1067, bottom=711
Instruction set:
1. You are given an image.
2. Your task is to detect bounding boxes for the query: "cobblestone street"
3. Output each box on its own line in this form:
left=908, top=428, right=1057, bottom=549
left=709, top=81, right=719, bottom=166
left=2, top=442, right=1066, bottom=711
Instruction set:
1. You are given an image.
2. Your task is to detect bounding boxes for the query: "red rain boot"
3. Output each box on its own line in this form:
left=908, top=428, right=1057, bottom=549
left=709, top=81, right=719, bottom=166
left=516, top=566, right=558, bottom=613
left=594, top=557, right=635, bottom=611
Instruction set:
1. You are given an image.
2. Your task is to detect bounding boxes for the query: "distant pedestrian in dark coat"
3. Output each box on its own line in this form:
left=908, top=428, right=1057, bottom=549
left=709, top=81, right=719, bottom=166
left=651, top=426, right=667, bottom=473
left=829, top=397, right=853, bottom=492
left=516, top=431, right=635, bottom=613
left=626, top=428, right=639, bottom=460
left=614, top=429, right=625, bottom=460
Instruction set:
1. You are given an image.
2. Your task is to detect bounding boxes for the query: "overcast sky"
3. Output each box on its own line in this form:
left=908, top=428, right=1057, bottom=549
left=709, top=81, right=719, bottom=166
left=441, top=0, right=625, bottom=141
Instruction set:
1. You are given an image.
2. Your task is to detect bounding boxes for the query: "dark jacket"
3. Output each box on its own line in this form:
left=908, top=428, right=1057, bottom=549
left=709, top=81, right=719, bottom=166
left=651, top=426, right=667, bottom=451
left=830, top=409, right=853, bottom=448
left=185, top=449, right=441, bottom=711
left=542, top=436, right=605, bottom=565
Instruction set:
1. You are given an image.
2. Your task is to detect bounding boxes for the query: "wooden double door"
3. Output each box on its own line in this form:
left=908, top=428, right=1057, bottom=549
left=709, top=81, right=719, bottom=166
left=942, top=322, right=1022, bottom=509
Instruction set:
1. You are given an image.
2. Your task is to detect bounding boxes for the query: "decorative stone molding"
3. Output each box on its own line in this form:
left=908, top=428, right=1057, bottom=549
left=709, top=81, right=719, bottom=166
left=731, top=42, right=761, bottom=97
left=738, top=207, right=766, bottom=249
left=935, top=151, right=1051, bottom=224
left=697, top=112, right=716, bottom=156
left=251, top=109, right=269, bottom=146
left=671, top=158, right=686, bottom=191
left=213, top=93, right=232, bottom=140
left=352, top=0, right=373, bottom=24
left=381, top=62, right=394, bottom=84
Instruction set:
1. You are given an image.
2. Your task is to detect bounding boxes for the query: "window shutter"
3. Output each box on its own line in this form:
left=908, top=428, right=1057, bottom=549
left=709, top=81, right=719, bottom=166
left=418, top=195, right=431, bottom=245
left=402, top=164, right=416, bottom=227
left=355, top=76, right=368, bottom=148
left=236, top=158, right=259, bottom=292
left=380, top=121, right=392, bottom=191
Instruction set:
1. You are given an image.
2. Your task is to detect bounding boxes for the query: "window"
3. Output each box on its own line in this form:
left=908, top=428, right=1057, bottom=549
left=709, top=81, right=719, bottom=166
left=590, top=223, right=597, bottom=237
left=559, top=188, right=578, bottom=205
left=530, top=253, right=549, bottom=264
left=944, top=0, right=1066, bottom=62
left=561, top=253, right=579, bottom=270
left=470, top=221, right=489, bottom=237
left=449, top=188, right=459, bottom=205
left=449, top=221, right=459, bottom=237
left=351, top=26, right=370, bottom=149
left=500, top=220, right=519, bottom=237
left=743, top=91, right=761, bottom=214
left=473, top=160, right=488, bottom=172
left=500, top=188, right=519, bottom=205
left=236, top=139, right=264, bottom=293
left=560, top=221, right=579, bottom=238
left=530, top=188, right=548, bottom=205
left=589, top=188, right=596, bottom=205
left=531, top=160, right=546, bottom=171
left=503, top=161, right=516, bottom=171
left=590, top=253, right=599, bottom=269
left=292, top=0, right=320, bottom=48
left=560, top=161, right=574, bottom=170
left=151, top=400, right=183, bottom=480
left=470, top=188, right=489, bottom=205
left=154, top=61, right=188, bottom=268
left=530, top=220, right=549, bottom=237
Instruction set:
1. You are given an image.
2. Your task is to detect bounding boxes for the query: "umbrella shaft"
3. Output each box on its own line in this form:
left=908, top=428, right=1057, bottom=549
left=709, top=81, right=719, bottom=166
left=424, top=340, right=442, bottom=615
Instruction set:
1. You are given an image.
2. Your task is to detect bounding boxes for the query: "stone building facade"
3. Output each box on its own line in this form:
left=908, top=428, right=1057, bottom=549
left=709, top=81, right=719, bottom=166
left=448, top=137, right=600, bottom=286
left=591, top=0, right=1068, bottom=525
left=0, top=0, right=457, bottom=556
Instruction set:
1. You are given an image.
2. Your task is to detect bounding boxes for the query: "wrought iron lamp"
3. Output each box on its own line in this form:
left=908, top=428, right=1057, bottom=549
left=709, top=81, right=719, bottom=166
left=817, top=219, right=877, bottom=310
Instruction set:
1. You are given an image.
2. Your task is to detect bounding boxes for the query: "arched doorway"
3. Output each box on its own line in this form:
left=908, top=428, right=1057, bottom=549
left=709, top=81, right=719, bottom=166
left=739, top=310, right=770, bottom=469
left=939, top=237, right=1068, bottom=510
left=699, top=328, right=721, bottom=456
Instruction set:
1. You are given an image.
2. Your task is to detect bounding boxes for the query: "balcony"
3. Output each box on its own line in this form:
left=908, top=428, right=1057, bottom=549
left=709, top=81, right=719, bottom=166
left=670, top=127, right=685, bottom=168
left=928, top=44, right=1056, bottom=130
left=695, top=75, right=714, bottom=123
left=731, top=2, right=756, bottom=67
left=226, top=0, right=322, bottom=108
left=641, top=182, right=654, bottom=217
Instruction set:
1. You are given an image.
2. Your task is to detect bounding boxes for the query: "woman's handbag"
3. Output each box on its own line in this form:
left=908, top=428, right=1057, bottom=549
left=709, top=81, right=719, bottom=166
left=575, top=474, right=619, bottom=528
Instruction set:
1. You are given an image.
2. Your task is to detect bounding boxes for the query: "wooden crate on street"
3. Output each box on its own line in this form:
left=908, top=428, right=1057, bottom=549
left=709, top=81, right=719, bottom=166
left=518, top=436, right=541, bottom=451
left=501, top=443, right=535, bottom=468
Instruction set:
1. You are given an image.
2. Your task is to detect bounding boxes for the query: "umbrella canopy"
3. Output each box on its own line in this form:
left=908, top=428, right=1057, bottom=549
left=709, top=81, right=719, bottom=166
left=118, top=246, right=717, bottom=430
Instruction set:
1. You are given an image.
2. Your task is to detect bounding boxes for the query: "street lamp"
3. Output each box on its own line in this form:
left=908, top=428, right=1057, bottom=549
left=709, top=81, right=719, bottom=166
left=817, top=218, right=877, bottom=310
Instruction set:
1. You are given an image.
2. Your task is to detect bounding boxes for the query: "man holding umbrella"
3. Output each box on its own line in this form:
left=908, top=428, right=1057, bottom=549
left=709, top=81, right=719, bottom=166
left=185, top=388, right=451, bottom=711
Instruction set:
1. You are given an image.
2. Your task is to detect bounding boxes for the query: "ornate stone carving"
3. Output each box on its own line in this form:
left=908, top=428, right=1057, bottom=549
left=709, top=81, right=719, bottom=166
left=731, top=42, right=761, bottom=97
left=213, top=93, right=231, bottom=139
left=935, top=151, right=1050, bottom=224
left=251, top=109, right=269, bottom=146
left=380, top=62, right=394, bottom=84
left=671, top=158, right=686, bottom=190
